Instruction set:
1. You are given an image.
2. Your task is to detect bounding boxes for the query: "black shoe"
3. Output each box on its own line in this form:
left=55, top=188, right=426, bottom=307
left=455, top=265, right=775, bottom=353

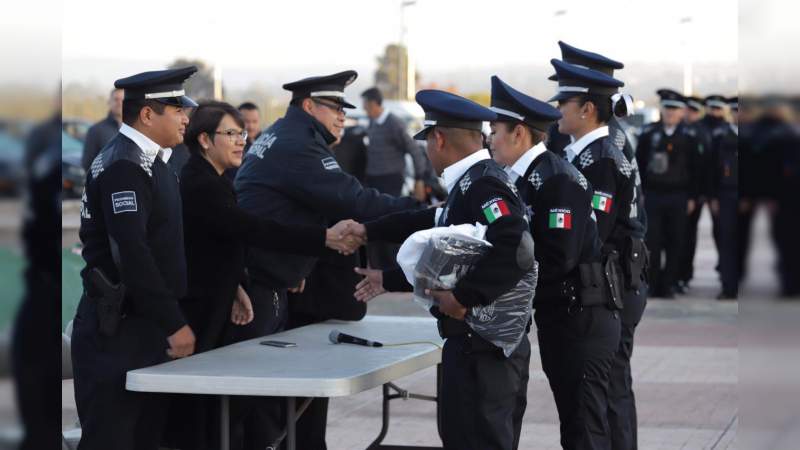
left=661, top=288, right=676, bottom=299
left=675, top=282, right=688, bottom=295
left=716, top=292, right=738, bottom=301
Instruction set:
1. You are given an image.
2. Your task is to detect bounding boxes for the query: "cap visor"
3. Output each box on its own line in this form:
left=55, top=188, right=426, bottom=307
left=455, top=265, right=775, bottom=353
left=154, top=96, right=198, bottom=108
left=413, top=126, right=433, bottom=141
left=547, top=73, right=558, bottom=81
left=548, top=91, right=581, bottom=103
left=342, top=100, right=356, bottom=109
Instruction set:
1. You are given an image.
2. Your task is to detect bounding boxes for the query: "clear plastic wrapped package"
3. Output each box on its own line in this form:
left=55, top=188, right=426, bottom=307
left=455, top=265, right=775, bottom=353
left=397, top=224, right=538, bottom=357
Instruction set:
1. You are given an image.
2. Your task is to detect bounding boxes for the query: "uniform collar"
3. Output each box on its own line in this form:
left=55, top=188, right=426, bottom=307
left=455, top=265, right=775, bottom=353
left=374, top=108, right=390, bottom=125
left=285, top=105, right=337, bottom=145
left=442, top=149, right=491, bottom=194
left=504, top=142, right=547, bottom=183
left=565, top=126, right=608, bottom=163
left=119, top=123, right=171, bottom=163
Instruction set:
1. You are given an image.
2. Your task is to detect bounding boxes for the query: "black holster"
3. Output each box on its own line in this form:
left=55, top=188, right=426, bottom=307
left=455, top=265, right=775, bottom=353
left=621, top=236, right=649, bottom=290
left=88, top=267, right=126, bottom=337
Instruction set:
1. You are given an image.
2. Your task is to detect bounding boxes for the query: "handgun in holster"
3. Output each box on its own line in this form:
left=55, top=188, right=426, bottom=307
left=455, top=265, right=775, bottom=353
left=88, top=267, right=126, bottom=337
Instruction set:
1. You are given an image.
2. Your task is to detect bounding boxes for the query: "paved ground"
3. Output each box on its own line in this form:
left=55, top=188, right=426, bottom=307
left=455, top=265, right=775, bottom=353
left=53, top=203, right=749, bottom=449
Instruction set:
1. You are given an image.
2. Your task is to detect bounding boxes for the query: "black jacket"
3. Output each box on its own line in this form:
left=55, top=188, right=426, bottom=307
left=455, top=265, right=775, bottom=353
left=81, top=112, right=119, bottom=171
left=515, top=150, right=601, bottom=288
left=79, top=133, right=187, bottom=335
left=234, top=105, right=420, bottom=289
left=179, top=153, right=326, bottom=350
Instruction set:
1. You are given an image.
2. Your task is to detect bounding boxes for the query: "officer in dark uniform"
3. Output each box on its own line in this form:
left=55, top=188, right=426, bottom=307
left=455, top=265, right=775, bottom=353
left=489, top=75, right=622, bottom=449
left=351, top=90, right=534, bottom=449
left=550, top=58, right=647, bottom=449
left=71, top=67, right=199, bottom=450
left=709, top=96, right=739, bottom=299
left=677, top=95, right=712, bottom=292
left=636, top=90, right=703, bottom=299
left=234, top=70, right=420, bottom=449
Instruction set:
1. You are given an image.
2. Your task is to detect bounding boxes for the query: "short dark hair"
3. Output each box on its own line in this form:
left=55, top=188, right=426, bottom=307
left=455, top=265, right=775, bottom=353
left=361, top=87, right=383, bottom=105
left=122, top=99, right=166, bottom=126
left=238, top=101, right=259, bottom=111
left=501, top=121, right=548, bottom=147
left=184, top=100, right=245, bottom=156
left=577, top=94, right=612, bottom=124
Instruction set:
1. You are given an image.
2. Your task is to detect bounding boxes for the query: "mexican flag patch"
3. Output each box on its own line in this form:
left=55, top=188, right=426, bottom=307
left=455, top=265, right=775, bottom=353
left=482, top=199, right=510, bottom=223
left=549, top=209, right=572, bottom=229
left=591, top=192, right=613, bottom=213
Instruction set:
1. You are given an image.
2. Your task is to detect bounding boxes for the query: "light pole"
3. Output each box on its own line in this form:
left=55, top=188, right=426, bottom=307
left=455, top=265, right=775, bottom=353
left=400, top=0, right=417, bottom=100
left=679, top=16, right=694, bottom=96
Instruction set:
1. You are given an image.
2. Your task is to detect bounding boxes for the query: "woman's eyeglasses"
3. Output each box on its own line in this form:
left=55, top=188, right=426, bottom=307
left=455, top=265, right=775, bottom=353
left=212, top=129, right=248, bottom=142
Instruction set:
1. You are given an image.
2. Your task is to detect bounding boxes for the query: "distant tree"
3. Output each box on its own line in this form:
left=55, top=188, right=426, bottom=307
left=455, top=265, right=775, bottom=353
left=374, top=44, right=418, bottom=100
left=168, top=58, right=218, bottom=100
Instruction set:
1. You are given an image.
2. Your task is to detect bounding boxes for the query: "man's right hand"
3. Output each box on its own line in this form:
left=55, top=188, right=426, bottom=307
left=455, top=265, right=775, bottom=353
left=167, top=325, right=196, bottom=359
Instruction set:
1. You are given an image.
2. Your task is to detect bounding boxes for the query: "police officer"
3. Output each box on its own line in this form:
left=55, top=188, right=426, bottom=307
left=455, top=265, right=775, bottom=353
left=709, top=96, right=739, bottom=299
left=489, top=75, right=621, bottom=449
left=550, top=58, right=648, bottom=449
left=350, top=90, right=534, bottom=449
left=233, top=70, right=420, bottom=449
left=71, top=67, right=199, bottom=450
left=636, top=90, right=703, bottom=299
left=677, top=95, right=712, bottom=292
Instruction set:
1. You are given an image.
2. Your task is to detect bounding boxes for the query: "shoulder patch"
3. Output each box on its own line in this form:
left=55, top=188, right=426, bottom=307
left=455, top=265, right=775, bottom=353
left=578, top=149, right=594, bottom=168
left=321, top=156, right=340, bottom=171
left=111, top=191, right=137, bottom=214
left=459, top=173, right=473, bottom=194
left=528, top=171, right=544, bottom=191
left=548, top=208, right=572, bottom=229
left=481, top=198, right=510, bottom=223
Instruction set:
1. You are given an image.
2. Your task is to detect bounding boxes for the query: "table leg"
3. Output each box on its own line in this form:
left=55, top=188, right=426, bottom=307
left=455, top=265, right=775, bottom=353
left=221, top=395, right=230, bottom=450
left=287, top=397, right=296, bottom=450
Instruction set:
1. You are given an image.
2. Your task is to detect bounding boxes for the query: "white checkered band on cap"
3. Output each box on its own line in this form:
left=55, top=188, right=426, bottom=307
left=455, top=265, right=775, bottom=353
left=660, top=100, right=686, bottom=108
left=707, top=100, right=728, bottom=109
left=558, top=86, right=590, bottom=93
left=423, top=119, right=437, bottom=126
left=144, top=89, right=186, bottom=99
left=310, top=91, right=345, bottom=98
left=489, top=106, right=525, bottom=121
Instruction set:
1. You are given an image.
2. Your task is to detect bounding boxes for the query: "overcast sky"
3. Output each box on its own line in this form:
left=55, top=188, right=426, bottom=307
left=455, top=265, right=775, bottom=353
left=52, top=0, right=739, bottom=87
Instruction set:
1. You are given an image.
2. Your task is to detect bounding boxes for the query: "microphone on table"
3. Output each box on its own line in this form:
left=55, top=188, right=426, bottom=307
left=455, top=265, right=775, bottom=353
left=329, top=329, right=383, bottom=347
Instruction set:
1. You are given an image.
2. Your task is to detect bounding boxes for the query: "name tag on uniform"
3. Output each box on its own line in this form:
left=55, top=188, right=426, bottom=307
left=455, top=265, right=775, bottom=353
left=111, top=191, right=137, bottom=214
left=321, top=157, right=340, bottom=171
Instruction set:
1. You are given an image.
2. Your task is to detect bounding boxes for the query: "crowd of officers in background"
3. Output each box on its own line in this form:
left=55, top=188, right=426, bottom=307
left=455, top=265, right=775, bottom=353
left=68, top=46, right=800, bottom=450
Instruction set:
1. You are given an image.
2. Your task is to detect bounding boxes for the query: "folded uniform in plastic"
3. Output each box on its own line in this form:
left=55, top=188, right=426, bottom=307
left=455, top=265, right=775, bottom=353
left=398, top=224, right=538, bottom=357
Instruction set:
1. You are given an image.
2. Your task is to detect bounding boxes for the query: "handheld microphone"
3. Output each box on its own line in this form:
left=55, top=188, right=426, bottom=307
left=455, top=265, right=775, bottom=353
left=328, top=329, right=383, bottom=347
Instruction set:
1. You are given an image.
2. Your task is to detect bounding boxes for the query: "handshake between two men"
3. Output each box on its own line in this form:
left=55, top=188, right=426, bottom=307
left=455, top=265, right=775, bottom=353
left=323, top=219, right=468, bottom=321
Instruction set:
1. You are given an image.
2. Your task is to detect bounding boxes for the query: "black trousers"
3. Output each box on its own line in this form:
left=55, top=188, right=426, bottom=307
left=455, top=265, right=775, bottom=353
left=440, top=334, right=531, bottom=450
left=535, top=304, right=621, bottom=450
left=679, top=198, right=704, bottom=283
left=716, top=190, right=739, bottom=296
left=607, top=285, right=648, bottom=450
left=165, top=285, right=287, bottom=450
left=365, top=173, right=406, bottom=270
left=644, top=191, right=689, bottom=296
left=71, top=296, right=171, bottom=450
left=737, top=201, right=756, bottom=282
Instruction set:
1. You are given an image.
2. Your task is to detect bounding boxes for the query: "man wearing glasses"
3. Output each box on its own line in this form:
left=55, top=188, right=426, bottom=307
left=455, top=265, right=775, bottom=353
left=233, top=70, right=421, bottom=449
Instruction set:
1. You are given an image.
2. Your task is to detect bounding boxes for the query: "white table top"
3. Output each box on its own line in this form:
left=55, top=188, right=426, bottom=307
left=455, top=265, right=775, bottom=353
left=126, top=315, right=443, bottom=397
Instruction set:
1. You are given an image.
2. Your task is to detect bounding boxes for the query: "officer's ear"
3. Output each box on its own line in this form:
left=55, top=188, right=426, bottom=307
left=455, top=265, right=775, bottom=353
left=301, top=98, right=315, bottom=115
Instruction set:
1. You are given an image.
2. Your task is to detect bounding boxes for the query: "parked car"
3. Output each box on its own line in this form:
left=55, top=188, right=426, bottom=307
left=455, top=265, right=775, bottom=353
left=0, top=131, right=24, bottom=196
left=62, top=118, right=92, bottom=143
left=62, top=131, right=85, bottom=198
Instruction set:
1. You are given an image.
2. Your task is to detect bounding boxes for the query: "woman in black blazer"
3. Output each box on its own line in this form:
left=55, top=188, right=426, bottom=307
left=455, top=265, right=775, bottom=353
left=166, top=101, right=361, bottom=450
